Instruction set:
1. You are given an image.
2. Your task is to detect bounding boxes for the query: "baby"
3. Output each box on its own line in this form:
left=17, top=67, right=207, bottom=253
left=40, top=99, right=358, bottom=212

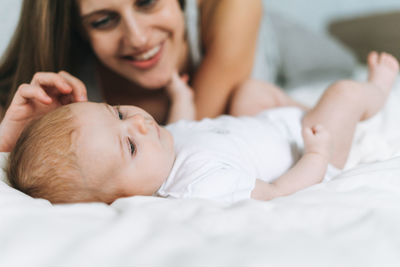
left=1, top=52, right=398, bottom=204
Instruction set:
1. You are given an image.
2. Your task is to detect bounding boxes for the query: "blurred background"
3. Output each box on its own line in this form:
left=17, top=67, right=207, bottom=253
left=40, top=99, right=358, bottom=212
left=268, top=0, right=400, bottom=63
left=1, top=0, right=399, bottom=63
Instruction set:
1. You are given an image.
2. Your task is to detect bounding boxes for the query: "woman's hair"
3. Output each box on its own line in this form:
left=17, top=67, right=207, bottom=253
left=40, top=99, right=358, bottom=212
left=0, top=0, right=89, bottom=111
left=178, top=0, right=185, bottom=9
left=0, top=0, right=186, bottom=111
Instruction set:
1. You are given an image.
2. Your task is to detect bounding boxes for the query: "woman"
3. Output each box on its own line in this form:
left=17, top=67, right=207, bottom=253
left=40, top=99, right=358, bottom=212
left=0, top=0, right=352, bottom=123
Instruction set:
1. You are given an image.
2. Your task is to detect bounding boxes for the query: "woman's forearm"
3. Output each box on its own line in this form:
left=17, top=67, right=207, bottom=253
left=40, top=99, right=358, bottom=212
left=192, top=0, right=262, bottom=119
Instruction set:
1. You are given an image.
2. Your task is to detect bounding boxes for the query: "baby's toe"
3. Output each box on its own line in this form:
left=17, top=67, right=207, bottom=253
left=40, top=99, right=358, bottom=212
left=381, top=53, right=400, bottom=71
left=368, top=51, right=379, bottom=67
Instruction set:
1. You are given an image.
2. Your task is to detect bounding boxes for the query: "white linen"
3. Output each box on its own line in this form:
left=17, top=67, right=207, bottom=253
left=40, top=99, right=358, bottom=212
left=1, top=68, right=400, bottom=267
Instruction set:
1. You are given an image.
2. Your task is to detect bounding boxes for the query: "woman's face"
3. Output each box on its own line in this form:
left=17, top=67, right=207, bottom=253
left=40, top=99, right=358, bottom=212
left=78, top=0, right=186, bottom=89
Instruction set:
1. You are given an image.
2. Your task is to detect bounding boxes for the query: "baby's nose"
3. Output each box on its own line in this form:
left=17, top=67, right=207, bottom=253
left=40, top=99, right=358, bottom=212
left=129, top=114, right=148, bottom=135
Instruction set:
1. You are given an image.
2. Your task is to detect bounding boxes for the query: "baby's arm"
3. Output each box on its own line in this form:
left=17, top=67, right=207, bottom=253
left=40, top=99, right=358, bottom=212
left=251, top=125, right=332, bottom=201
left=166, top=72, right=196, bottom=124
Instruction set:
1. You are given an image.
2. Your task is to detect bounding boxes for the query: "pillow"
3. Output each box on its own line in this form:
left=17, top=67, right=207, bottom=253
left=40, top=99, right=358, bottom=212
left=269, top=12, right=357, bottom=88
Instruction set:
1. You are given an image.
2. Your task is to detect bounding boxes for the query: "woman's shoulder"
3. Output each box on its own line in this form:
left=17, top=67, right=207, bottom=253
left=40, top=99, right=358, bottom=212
left=199, top=0, right=262, bottom=21
left=197, top=0, right=262, bottom=42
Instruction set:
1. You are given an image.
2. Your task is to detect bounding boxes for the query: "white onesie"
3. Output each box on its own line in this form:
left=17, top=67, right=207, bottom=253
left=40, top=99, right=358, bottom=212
left=156, top=107, right=339, bottom=204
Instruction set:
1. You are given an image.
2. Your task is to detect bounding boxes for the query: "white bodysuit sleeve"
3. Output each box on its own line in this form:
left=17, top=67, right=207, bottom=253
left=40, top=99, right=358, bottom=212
left=158, top=165, right=256, bottom=204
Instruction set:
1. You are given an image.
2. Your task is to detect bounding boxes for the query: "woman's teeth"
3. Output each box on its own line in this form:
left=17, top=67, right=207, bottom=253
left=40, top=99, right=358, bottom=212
left=132, top=45, right=161, bottom=61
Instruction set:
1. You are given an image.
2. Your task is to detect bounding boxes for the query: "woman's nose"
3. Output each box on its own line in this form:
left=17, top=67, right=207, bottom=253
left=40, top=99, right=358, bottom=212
left=128, top=114, right=148, bottom=135
left=122, top=16, right=148, bottom=49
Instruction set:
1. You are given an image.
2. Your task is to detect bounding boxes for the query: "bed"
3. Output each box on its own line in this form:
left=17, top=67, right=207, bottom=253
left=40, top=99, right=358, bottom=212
left=2, top=0, right=400, bottom=265
left=0, top=66, right=399, bottom=267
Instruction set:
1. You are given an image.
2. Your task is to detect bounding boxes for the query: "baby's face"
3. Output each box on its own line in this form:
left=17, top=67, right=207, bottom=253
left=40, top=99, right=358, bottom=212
left=71, top=102, right=175, bottom=200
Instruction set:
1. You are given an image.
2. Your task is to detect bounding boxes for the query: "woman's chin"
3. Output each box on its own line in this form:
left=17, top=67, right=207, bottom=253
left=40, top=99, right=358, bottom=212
left=133, top=74, right=171, bottom=90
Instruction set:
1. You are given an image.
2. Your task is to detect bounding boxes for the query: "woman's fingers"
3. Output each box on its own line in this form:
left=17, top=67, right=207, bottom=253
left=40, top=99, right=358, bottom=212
left=30, top=71, right=87, bottom=102
left=15, top=84, right=53, bottom=105
left=59, top=94, right=74, bottom=105
left=58, top=71, right=88, bottom=102
left=31, top=72, right=72, bottom=94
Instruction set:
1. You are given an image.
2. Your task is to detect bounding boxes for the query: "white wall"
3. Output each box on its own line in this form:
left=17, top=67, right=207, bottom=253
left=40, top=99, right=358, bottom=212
left=0, top=0, right=22, bottom=58
left=1, top=0, right=400, bottom=57
left=267, top=0, right=400, bottom=32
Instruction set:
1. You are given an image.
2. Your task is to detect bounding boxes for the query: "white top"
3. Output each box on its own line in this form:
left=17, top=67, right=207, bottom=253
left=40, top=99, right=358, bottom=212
left=157, top=107, right=307, bottom=203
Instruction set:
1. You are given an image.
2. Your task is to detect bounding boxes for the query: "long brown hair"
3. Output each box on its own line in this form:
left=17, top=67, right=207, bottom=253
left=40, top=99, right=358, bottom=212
left=0, top=0, right=186, bottom=112
left=0, top=0, right=90, bottom=110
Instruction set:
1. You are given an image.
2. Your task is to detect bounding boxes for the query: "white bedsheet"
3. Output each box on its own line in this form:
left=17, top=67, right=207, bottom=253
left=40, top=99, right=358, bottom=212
left=1, top=68, right=400, bottom=267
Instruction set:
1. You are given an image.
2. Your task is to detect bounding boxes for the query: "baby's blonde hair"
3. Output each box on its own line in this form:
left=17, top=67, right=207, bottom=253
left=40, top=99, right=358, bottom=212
left=7, top=105, right=112, bottom=204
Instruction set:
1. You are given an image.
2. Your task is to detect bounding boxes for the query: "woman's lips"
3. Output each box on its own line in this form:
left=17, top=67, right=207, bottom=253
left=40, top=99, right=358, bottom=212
left=121, top=43, right=163, bottom=70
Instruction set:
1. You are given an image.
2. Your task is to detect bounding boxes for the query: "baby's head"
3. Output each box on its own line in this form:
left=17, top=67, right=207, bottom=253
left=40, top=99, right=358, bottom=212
left=7, top=102, right=175, bottom=204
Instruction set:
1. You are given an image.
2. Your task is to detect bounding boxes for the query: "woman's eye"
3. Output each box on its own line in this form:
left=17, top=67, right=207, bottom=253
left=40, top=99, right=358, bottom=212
left=128, top=139, right=136, bottom=155
left=136, top=0, right=157, bottom=8
left=90, top=13, right=119, bottom=29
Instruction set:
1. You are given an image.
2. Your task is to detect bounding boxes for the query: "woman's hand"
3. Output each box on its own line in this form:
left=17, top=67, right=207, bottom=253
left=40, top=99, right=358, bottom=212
left=165, top=72, right=196, bottom=123
left=0, top=71, right=87, bottom=152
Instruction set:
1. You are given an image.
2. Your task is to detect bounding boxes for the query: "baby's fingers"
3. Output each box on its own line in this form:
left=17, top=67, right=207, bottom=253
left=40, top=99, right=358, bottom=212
left=168, top=72, right=181, bottom=86
left=169, top=72, right=189, bottom=87
left=180, top=74, right=189, bottom=84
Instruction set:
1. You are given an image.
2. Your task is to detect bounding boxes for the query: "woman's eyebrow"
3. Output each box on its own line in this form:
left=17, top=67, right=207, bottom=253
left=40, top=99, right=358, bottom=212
left=80, top=9, right=109, bottom=20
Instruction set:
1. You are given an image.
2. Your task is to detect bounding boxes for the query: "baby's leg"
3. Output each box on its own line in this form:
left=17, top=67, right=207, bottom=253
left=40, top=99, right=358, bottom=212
left=229, top=80, right=308, bottom=116
left=303, top=52, right=399, bottom=168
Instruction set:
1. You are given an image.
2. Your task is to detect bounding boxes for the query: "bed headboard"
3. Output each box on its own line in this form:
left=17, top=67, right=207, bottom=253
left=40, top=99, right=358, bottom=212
left=328, top=11, right=400, bottom=63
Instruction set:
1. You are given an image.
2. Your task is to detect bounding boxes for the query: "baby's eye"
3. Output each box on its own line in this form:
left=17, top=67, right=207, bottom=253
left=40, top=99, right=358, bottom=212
left=128, top=138, right=136, bottom=155
left=116, top=106, right=124, bottom=120
left=118, top=110, right=123, bottom=120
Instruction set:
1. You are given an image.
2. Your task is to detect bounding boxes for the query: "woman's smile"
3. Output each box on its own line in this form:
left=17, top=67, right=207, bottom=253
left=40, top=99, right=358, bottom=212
left=79, top=0, right=187, bottom=88
left=120, top=41, right=164, bottom=70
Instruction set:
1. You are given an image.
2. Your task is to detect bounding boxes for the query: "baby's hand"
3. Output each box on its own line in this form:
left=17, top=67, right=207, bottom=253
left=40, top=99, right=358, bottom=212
left=0, top=71, right=87, bottom=152
left=165, top=72, right=196, bottom=123
left=302, top=124, right=332, bottom=160
left=165, top=72, right=194, bottom=102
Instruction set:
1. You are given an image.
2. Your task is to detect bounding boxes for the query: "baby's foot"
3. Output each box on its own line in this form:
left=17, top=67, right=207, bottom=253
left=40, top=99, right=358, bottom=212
left=367, top=51, right=399, bottom=97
